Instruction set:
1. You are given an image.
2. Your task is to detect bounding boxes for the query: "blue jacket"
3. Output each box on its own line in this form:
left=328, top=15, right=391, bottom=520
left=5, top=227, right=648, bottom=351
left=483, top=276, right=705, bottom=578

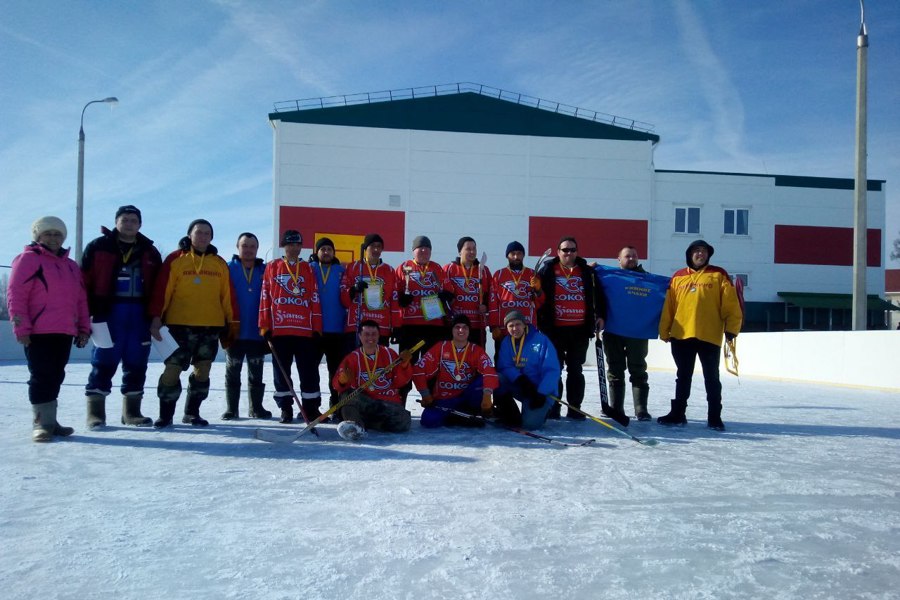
left=496, top=327, right=560, bottom=396
left=228, top=256, right=264, bottom=341
left=311, top=258, right=347, bottom=334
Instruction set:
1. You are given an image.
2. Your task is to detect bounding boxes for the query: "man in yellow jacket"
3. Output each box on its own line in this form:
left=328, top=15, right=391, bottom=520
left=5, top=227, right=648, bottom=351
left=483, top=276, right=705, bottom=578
left=149, top=219, right=236, bottom=427
left=658, top=240, right=742, bottom=430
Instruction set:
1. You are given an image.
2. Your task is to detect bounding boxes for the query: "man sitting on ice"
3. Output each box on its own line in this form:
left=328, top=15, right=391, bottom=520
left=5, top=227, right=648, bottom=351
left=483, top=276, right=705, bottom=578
left=414, top=314, right=498, bottom=427
left=332, top=320, right=413, bottom=441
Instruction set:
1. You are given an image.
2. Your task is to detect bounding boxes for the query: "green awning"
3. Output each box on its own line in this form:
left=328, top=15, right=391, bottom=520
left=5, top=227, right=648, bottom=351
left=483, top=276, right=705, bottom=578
left=777, top=292, right=899, bottom=311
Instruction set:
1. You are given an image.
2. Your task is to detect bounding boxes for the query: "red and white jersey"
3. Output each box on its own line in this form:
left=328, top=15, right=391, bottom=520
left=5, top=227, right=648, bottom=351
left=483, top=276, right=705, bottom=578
left=259, top=258, right=322, bottom=337
left=550, top=263, right=587, bottom=326
left=333, top=346, right=412, bottom=404
left=488, top=266, right=544, bottom=329
left=340, top=260, right=401, bottom=336
left=412, top=340, right=499, bottom=401
left=443, top=260, right=491, bottom=330
left=395, top=260, right=453, bottom=327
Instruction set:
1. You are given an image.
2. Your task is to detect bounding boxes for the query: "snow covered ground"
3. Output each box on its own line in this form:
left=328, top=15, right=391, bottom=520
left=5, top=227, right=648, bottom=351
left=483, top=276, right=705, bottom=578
left=0, top=359, right=898, bottom=600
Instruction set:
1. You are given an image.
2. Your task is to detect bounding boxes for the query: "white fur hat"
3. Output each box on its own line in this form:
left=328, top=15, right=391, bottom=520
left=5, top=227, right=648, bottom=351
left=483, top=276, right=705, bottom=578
left=31, top=216, right=68, bottom=242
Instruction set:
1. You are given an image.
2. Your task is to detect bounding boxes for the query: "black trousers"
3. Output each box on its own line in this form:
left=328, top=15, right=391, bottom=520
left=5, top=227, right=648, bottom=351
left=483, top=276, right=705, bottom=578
left=25, top=334, right=73, bottom=405
left=547, top=326, right=589, bottom=406
left=312, top=332, right=355, bottom=407
left=671, top=338, right=721, bottom=404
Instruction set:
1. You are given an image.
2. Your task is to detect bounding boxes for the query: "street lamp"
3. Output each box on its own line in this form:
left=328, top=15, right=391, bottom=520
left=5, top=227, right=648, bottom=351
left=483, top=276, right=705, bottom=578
left=75, top=96, right=118, bottom=264
left=851, top=1, right=868, bottom=330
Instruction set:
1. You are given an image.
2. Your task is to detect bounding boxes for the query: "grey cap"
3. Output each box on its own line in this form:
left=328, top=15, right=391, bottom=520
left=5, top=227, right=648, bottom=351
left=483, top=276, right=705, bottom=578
left=503, top=310, right=527, bottom=326
left=412, top=235, right=432, bottom=250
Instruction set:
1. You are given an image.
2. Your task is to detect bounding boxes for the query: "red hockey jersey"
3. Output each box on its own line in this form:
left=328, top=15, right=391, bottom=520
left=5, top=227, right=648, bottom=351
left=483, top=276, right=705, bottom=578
left=258, top=258, right=322, bottom=337
left=412, top=340, right=499, bottom=401
left=340, top=260, right=401, bottom=336
left=488, top=266, right=544, bottom=329
left=333, top=346, right=412, bottom=404
left=395, top=260, right=453, bottom=327
left=443, top=260, right=491, bottom=330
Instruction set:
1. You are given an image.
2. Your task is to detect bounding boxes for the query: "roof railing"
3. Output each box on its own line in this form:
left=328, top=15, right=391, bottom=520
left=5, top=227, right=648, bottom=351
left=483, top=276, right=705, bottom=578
left=272, top=82, right=655, bottom=133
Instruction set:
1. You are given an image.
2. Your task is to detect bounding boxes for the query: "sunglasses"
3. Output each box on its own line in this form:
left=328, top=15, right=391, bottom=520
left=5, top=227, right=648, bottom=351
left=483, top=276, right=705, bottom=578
left=559, top=247, right=577, bottom=253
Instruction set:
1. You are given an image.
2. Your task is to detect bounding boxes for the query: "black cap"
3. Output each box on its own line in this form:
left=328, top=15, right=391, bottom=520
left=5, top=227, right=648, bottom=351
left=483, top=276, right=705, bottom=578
left=362, top=233, right=384, bottom=251
left=451, top=314, right=472, bottom=328
left=187, top=219, right=213, bottom=238
left=505, top=241, right=525, bottom=256
left=315, top=237, right=334, bottom=252
left=412, top=235, right=432, bottom=250
left=280, top=229, right=302, bottom=246
left=685, top=239, right=715, bottom=268
left=115, top=205, right=142, bottom=223
left=457, top=236, right=476, bottom=253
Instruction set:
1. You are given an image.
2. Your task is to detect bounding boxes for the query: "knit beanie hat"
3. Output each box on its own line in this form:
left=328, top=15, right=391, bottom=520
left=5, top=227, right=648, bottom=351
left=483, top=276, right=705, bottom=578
left=315, top=237, right=334, bottom=252
left=362, top=233, right=384, bottom=251
left=505, top=241, right=525, bottom=256
left=31, top=216, right=67, bottom=242
left=412, top=235, right=432, bottom=250
left=451, top=314, right=472, bottom=328
left=503, top=310, right=526, bottom=326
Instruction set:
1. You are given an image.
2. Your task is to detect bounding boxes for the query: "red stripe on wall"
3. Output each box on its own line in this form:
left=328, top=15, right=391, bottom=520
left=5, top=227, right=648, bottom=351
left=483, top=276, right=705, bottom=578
left=886, top=269, right=900, bottom=293
left=774, top=225, right=881, bottom=267
left=279, top=207, right=405, bottom=251
left=528, top=216, right=647, bottom=258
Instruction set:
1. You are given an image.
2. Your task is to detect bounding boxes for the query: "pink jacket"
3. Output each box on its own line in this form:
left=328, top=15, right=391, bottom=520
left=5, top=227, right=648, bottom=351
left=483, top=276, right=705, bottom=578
left=8, top=243, right=90, bottom=338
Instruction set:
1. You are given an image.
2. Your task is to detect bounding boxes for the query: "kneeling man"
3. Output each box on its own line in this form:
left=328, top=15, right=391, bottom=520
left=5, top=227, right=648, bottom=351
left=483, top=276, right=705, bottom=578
left=414, top=314, right=497, bottom=427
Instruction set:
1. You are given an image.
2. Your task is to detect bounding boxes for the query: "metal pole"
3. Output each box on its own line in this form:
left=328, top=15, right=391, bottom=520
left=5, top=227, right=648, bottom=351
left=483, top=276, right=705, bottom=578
left=74, top=97, right=117, bottom=264
left=851, top=1, right=868, bottom=330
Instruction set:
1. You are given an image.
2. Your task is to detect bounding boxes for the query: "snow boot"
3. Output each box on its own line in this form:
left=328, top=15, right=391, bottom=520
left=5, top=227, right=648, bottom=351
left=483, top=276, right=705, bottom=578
left=707, top=400, right=725, bottom=431
left=86, top=394, right=106, bottom=429
left=278, top=398, right=293, bottom=424
left=182, top=375, right=210, bottom=426
left=32, top=401, right=62, bottom=442
left=121, top=394, right=153, bottom=426
left=248, top=384, right=271, bottom=419
left=609, top=381, right=626, bottom=414
left=337, top=420, right=366, bottom=441
left=633, top=387, right=652, bottom=421
left=222, top=384, right=240, bottom=420
left=154, top=399, right=177, bottom=428
left=657, top=399, right=687, bottom=426
left=565, top=403, right=586, bottom=420
left=301, top=397, right=322, bottom=421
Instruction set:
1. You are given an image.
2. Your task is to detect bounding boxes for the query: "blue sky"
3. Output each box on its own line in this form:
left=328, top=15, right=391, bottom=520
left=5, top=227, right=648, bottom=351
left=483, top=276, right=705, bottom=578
left=1, top=0, right=898, bottom=270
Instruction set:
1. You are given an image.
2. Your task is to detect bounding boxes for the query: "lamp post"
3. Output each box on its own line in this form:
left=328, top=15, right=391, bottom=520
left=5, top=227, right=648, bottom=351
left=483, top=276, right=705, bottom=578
left=75, top=96, right=118, bottom=264
left=851, top=1, right=868, bottom=330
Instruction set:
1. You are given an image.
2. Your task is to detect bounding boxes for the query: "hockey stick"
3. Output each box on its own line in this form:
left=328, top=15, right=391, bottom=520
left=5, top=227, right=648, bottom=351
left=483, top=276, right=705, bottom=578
left=551, top=396, right=658, bottom=447
left=255, top=340, right=425, bottom=444
left=420, top=402, right=595, bottom=447
left=266, top=338, right=319, bottom=437
left=594, top=334, right=630, bottom=426
left=533, top=247, right=552, bottom=274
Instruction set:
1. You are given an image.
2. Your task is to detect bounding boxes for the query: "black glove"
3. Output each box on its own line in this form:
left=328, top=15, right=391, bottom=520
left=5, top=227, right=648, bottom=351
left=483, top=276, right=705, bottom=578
left=398, top=293, right=414, bottom=308
left=515, top=375, right=539, bottom=399
left=349, top=280, right=368, bottom=300
left=725, top=332, right=736, bottom=342
left=528, top=393, right=547, bottom=410
left=438, top=290, right=455, bottom=304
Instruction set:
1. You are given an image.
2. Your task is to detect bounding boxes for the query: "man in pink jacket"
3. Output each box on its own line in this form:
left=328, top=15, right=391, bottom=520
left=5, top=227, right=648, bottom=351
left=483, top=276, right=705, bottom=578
left=8, top=216, right=90, bottom=442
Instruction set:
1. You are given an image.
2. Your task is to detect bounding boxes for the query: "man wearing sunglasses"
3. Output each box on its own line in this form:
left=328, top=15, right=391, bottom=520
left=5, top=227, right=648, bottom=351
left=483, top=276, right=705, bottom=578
left=536, top=236, right=604, bottom=419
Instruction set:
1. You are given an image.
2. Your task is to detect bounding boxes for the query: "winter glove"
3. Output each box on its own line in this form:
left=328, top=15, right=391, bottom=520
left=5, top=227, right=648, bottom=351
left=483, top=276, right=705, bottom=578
left=438, top=290, right=455, bottom=304
left=336, top=369, right=351, bottom=386
left=516, top=375, right=539, bottom=399
left=724, top=332, right=736, bottom=342
left=398, top=293, right=414, bottom=308
left=529, top=276, right=541, bottom=292
left=491, top=328, right=505, bottom=342
left=399, top=349, right=413, bottom=368
left=349, top=280, right=368, bottom=300
left=528, top=393, right=547, bottom=410
left=481, top=391, right=493, bottom=416
left=260, top=328, right=272, bottom=342
left=420, top=391, right=434, bottom=408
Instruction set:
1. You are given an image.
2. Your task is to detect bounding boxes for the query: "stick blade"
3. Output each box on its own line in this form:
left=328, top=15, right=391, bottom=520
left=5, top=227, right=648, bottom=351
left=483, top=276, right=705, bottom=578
left=254, top=428, right=302, bottom=444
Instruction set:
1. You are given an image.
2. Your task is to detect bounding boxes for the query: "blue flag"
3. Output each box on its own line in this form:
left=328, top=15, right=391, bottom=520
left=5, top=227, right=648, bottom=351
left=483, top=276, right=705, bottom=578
left=594, top=265, right=670, bottom=339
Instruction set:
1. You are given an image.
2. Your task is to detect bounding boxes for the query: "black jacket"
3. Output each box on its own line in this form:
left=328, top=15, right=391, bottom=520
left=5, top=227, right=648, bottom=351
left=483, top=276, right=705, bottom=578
left=536, top=256, right=605, bottom=339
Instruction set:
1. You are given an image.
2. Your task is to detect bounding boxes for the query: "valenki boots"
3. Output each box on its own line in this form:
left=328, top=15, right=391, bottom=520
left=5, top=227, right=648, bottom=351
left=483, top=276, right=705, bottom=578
left=86, top=394, right=106, bottom=429
left=122, top=394, right=153, bottom=426
left=32, top=400, right=74, bottom=442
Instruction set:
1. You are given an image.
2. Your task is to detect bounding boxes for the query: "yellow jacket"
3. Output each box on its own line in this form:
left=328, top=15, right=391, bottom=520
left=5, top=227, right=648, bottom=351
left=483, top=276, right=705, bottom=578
left=150, top=249, right=235, bottom=327
left=659, top=265, right=742, bottom=346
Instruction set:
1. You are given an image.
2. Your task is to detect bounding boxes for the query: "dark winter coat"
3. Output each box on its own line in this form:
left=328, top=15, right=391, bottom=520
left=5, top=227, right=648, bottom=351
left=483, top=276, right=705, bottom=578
left=536, top=256, right=605, bottom=339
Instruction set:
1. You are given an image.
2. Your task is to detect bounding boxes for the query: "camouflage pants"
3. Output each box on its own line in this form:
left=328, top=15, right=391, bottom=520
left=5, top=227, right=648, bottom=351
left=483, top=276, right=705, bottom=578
left=157, top=325, right=221, bottom=404
left=340, top=393, right=411, bottom=433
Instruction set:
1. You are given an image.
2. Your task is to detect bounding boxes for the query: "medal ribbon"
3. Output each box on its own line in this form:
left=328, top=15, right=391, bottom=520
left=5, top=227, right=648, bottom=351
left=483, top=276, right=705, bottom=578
left=282, top=258, right=300, bottom=291
left=452, top=342, right=469, bottom=379
left=511, top=328, right=527, bottom=367
left=361, top=348, right=380, bottom=384
left=189, top=250, right=206, bottom=280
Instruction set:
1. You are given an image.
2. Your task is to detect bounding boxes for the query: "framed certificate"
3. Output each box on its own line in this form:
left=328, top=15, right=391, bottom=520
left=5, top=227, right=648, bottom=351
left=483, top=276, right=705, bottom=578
left=365, top=282, right=384, bottom=309
left=420, top=294, right=446, bottom=321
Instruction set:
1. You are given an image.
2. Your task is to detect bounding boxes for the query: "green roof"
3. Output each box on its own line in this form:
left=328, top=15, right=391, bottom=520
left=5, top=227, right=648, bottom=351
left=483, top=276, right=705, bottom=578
left=778, top=292, right=898, bottom=311
left=269, top=84, right=659, bottom=143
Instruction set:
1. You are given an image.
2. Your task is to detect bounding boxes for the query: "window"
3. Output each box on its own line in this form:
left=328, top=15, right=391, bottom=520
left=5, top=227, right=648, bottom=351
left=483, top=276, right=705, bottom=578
left=724, top=208, right=749, bottom=236
left=732, top=273, right=749, bottom=288
left=675, top=206, right=700, bottom=234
